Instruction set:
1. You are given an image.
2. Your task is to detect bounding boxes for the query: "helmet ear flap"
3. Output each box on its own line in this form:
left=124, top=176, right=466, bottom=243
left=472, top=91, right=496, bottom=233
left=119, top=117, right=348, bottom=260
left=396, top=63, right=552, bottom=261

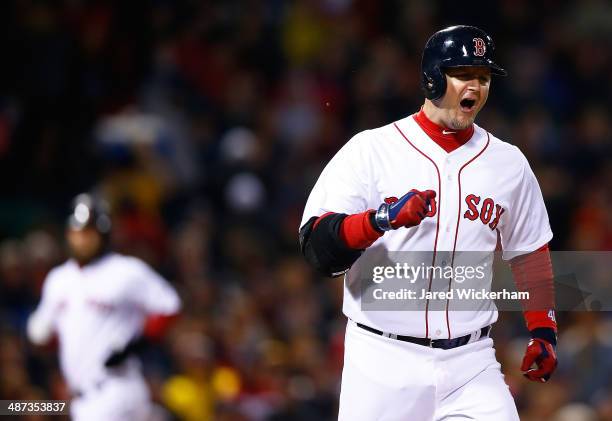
left=422, top=66, right=446, bottom=100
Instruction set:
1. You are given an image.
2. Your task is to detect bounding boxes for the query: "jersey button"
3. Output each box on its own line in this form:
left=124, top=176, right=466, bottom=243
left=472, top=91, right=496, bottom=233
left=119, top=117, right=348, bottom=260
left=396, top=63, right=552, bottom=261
left=447, top=175, right=452, bottom=181
left=435, top=329, right=442, bottom=336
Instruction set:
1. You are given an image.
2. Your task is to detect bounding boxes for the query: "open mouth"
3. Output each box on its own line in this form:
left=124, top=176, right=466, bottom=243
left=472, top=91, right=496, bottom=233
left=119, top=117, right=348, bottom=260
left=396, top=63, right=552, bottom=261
left=460, top=98, right=476, bottom=112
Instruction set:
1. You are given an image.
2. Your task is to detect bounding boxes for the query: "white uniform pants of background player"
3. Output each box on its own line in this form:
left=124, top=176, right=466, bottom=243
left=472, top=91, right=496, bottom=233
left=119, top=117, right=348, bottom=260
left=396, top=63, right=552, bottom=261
left=70, top=372, right=154, bottom=421
left=338, top=320, right=520, bottom=421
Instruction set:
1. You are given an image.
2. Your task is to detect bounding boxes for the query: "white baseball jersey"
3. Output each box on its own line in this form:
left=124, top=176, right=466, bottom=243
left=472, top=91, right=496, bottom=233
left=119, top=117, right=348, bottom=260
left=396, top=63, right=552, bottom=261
left=27, top=252, right=181, bottom=392
left=301, top=114, right=552, bottom=339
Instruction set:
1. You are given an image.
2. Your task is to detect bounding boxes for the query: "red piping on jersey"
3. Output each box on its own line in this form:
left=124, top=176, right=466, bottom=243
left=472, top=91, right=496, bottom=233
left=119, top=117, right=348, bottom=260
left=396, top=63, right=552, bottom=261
left=447, top=132, right=491, bottom=339
left=393, top=122, right=441, bottom=339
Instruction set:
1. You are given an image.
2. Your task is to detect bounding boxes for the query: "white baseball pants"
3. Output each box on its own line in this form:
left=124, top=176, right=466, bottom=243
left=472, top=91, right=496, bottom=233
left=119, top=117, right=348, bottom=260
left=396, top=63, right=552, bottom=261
left=70, top=373, right=153, bottom=421
left=338, top=320, right=520, bottom=421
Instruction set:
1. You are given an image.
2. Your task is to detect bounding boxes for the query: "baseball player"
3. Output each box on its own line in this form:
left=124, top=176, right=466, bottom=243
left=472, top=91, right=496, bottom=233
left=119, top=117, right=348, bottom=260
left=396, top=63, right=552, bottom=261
left=27, top=193, right=181, bottom=421
left=300, top=26, right=557, bottom=420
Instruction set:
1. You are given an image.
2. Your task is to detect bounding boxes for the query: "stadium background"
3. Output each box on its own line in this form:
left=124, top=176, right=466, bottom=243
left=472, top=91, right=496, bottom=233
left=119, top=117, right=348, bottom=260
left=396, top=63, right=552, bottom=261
left=0, top=1, right=611, bottom=420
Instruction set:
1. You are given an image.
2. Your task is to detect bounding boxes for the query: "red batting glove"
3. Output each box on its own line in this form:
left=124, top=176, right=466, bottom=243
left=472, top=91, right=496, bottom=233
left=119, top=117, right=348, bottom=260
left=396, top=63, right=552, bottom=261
left=521, top=336, right=558, bottom=383
left=374, top=189, right=436, bottom=231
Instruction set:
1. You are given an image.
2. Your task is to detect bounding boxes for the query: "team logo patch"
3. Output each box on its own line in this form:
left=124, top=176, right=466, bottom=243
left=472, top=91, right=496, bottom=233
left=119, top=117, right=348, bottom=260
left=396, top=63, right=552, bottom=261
left=473, top=38, right=486, bottom=57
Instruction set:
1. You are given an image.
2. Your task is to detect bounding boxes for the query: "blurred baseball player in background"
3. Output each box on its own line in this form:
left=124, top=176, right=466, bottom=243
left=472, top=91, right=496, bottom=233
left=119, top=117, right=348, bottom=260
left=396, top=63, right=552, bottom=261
left=27, top=193, right=181, bottom=421
left=300, top=25, right=557, bottom=420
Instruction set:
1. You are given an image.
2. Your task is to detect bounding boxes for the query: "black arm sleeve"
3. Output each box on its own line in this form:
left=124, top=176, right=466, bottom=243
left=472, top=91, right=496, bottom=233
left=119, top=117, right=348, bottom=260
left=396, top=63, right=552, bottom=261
left=299, top=213, right=363, bottom=277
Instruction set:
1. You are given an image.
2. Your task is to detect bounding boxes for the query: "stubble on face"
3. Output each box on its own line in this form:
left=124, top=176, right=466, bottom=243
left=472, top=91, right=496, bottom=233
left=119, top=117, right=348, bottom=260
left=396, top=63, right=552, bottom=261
left=449, top=116, right=474, bottom=130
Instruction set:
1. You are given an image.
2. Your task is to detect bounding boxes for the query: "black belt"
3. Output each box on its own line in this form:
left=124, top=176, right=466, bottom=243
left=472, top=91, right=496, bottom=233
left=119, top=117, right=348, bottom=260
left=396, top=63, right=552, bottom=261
left=356, top=323, right=491, bottom=350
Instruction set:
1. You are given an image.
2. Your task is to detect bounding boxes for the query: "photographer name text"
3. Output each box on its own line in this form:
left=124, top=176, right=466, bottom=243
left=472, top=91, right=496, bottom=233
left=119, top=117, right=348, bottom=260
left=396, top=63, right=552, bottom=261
left=372, top=288, right=529, bottom=300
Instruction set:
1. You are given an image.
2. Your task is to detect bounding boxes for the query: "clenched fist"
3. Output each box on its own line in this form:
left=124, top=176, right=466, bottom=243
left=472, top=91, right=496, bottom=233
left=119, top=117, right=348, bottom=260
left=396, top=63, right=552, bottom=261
left=374, top=189, right=436, bottom=231
left=521, top=328, right=558, bottom=383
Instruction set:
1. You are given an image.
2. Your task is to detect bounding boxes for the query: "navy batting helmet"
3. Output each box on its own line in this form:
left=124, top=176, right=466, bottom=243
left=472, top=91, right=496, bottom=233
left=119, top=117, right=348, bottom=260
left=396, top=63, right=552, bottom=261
left=421, top=25, right=507, bottom=100
left=67, top=193, right=111, bottom=234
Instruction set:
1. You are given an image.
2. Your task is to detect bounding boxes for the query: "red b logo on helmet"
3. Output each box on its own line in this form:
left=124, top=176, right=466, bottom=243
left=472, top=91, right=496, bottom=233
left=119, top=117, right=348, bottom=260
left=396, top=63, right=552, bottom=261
left=473, top=38, right=486, bottom=56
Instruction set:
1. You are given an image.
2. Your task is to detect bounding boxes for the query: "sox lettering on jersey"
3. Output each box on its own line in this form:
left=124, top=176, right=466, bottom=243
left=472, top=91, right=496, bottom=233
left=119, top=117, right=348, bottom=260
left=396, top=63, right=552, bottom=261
left=463, top=194, right=505, bottom=230
left=387, top=193, right=503, bottom=228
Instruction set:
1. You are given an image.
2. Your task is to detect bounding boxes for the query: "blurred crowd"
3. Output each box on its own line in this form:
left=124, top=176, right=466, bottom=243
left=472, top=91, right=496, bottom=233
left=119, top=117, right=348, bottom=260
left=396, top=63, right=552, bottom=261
left=0, top=0, right=611, bottom=420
